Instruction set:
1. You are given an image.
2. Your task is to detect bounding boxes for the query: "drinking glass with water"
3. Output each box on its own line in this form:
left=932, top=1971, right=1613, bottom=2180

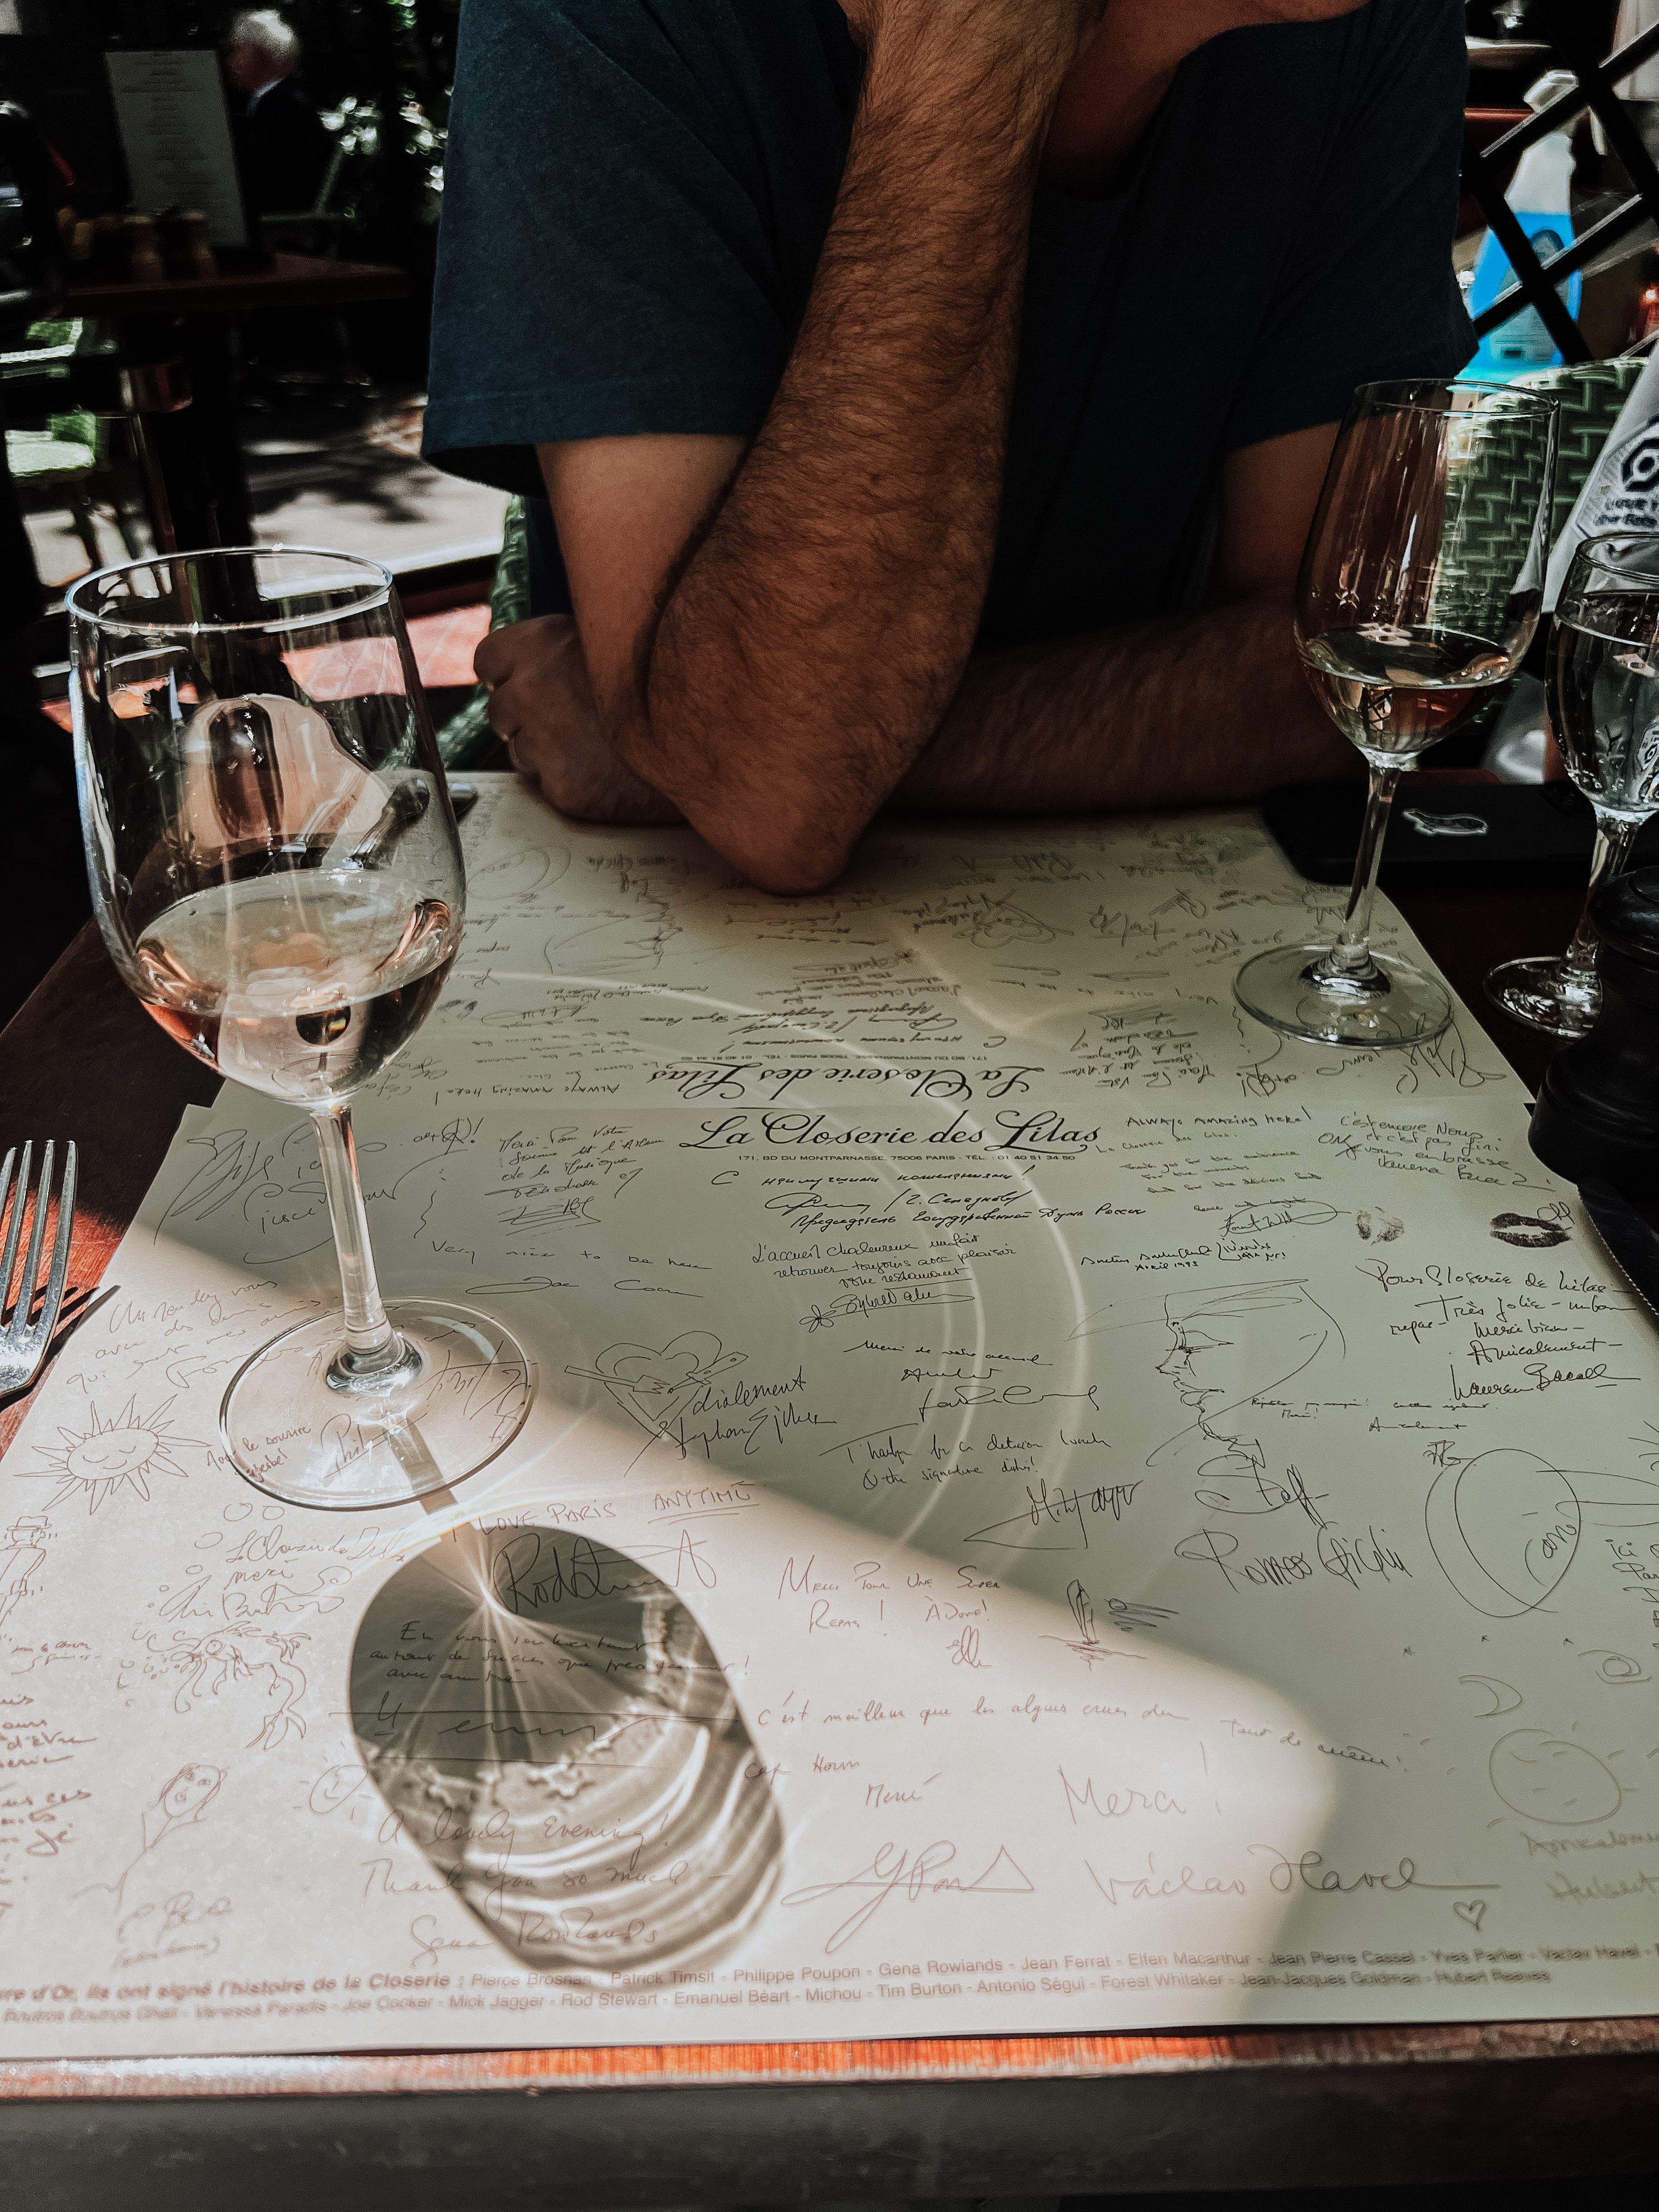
left=1487, top=531, right=1659, bottom=1039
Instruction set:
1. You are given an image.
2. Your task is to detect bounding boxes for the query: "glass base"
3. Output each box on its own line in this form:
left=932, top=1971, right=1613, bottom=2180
left=219, top=1297, right=535, bottom=1511
left=1484, top=955, right=1601, bottom=1040
left=1234, top=942, right=1453, bottom=1050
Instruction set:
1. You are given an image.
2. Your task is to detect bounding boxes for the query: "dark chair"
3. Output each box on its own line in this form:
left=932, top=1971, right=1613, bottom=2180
left=1, top=320, right=143, bottom=572
left=1464, top=4, right=1659, bottom=361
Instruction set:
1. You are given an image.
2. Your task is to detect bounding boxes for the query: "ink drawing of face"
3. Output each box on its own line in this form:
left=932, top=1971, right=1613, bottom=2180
left=1155, top=1281, right=1339, bottom=1448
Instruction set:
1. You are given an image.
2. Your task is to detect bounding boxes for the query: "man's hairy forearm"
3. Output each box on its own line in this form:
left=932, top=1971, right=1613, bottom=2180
left=627, top=23, right=1081, bottom=891
left=891, top=597, right=1357, bottom=815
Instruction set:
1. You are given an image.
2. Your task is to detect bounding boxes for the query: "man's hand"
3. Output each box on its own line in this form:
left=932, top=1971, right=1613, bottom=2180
left=475, top=616, right=682, bottom=826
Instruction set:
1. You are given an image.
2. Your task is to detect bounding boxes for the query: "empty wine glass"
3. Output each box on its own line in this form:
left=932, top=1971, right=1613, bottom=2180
left=69, top=546, right=534, bottom=1511
left=1234, top=379, right=1559, bottom=1048
left=1486, top=532, right=1659, bottom=1037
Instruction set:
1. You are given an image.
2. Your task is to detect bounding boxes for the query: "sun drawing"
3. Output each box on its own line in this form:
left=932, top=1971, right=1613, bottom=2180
left=32, top=1397, right=205, bottom=1513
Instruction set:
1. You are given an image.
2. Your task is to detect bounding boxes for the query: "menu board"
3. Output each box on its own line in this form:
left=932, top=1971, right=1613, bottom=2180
left=105, top=49, right=249, bottom=249
left=1, top=778, right=1654, bottom=2058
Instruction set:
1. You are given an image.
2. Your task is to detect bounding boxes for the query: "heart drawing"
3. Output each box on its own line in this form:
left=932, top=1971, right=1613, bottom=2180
left=349, top=1522, right=782, bottom=1979
left=566, top=1331, right=748, bottom=1452
left=1453, top=1899, right=1487, bottom=1933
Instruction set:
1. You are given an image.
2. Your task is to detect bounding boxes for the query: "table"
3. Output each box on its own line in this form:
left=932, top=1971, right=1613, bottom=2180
left=65, top=253, right=408, bottom=553
left=0, top=797, right=1650, bottom=2208
left=1465, top=39, right=1553, bottom=74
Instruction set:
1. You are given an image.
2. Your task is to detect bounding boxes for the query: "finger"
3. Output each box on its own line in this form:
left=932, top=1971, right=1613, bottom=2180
left=473, top=628, right=516, bottom=687
left=476, top=612, right=565, bottom=686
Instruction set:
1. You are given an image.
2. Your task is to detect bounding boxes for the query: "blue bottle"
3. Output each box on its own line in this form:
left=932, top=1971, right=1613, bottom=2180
left=1468, top=104, right=1582, bottom=381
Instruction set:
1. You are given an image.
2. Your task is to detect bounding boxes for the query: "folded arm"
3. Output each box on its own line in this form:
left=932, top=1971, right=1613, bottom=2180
left=488, top=419, right=1354, bottom=845
left=895, top=421, right=1356, bottom=813
left=501, top=2, right=1105, bottom=892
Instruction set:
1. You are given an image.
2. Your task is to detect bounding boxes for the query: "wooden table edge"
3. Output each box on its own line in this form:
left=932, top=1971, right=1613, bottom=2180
left=0, top=2016, right=1654, bottom=2101
left=65, top=253, right=408, bottom=320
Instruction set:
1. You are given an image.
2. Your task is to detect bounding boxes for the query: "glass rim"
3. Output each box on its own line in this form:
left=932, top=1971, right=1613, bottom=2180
left=1351, top=376, right=1562, bottom=417
left=1567, top=527, right=1659, bottom=578
left=64, top=543, right=396, bottom=640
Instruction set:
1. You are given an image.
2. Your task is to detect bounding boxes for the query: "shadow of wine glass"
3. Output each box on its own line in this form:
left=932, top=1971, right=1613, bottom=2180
left=349, top=1521, right=782, bottom=1980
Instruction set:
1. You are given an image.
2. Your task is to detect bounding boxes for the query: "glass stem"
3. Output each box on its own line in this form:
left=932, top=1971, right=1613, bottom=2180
left=1561, top=813, right=1639, bottom=997
left=1324, top=760, right=1402, bottom=980
left=311, top=1104, right=402, bottom=1376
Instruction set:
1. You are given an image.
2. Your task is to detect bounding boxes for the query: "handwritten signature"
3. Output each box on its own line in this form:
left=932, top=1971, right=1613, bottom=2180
left=780, top=1839, right=1033, bottom=1953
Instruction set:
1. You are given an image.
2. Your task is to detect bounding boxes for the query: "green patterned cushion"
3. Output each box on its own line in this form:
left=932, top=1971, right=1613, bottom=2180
left=1428, top=365, right=1635, bottom=671
left=1513, top=356, right=1646, bottom=542
left=436, top=495, right=529, bottom=769
left=488, top=493, right=532, bottom=628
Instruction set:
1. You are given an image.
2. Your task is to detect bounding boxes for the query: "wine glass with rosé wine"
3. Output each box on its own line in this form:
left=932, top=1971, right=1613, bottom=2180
left=69, top=545, right=534, bottom=1510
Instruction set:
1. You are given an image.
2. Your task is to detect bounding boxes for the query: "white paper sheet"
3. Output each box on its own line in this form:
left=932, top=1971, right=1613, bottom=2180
left=1, top=779, right=1654, bottom=2058
left=104, top=50, right=250, bottom=250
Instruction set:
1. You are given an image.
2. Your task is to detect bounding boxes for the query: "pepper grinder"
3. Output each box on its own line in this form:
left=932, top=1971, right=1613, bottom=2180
left=1530, top=867, right=1659, bottom=1197
left=126, top=211, right=165, bottom=284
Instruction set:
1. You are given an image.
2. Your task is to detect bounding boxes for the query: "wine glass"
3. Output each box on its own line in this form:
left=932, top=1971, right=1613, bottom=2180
left=68, top=546, right=534, bottom=1511
left=1486, top=532, right=1659, bottom=1037
left=1234, top=379, right=1560, bottom=1048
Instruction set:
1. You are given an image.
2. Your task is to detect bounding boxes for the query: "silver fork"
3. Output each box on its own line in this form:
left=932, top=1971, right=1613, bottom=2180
left=0, top=1142, right=78, bottom=1401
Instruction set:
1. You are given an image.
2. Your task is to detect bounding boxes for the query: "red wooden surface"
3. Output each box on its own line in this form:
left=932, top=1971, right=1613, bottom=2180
left=0, top=2013, right=1652, bottom=2100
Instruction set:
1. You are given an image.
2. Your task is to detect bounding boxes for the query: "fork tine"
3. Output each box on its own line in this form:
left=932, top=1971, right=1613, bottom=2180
left=36, top=1142, right=76, bottom=1346
left=0, top=1142, right=30, bottom=1329
left=13, top=1142, right=55, bottom=1339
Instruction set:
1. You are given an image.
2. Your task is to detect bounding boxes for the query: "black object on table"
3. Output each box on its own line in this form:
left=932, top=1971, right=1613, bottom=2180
left=1261, top=777, right=1659, bottom=891
left=1531, top=867, right=1659, bottom=1196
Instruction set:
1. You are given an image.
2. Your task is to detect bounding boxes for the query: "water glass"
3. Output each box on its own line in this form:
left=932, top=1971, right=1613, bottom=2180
left=1486, top=532, right=1659, bottom=1037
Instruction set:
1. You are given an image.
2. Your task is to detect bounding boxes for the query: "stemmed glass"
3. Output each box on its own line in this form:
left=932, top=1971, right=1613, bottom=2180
left=1234, top=379, right=1560, bottom=1048
left=69, top=546, right=534, bottom=1511
left=1486, top=533, right=1659, bottom=1037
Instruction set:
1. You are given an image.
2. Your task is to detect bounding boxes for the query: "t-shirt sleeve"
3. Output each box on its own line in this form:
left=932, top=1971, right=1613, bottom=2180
left=424, top=0, right=796, bottom=493
left=1222, top=0, right=1476, bottom=454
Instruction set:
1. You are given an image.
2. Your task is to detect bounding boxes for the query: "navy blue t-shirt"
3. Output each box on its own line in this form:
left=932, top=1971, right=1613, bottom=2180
left=425, top=0, right=1474, bottom=650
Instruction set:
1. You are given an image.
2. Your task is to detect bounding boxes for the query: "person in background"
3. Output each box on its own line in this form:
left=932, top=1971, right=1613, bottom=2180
left=225, top=8, right=331, bottom=216
left=427, top=0, right=1476, bottom=894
